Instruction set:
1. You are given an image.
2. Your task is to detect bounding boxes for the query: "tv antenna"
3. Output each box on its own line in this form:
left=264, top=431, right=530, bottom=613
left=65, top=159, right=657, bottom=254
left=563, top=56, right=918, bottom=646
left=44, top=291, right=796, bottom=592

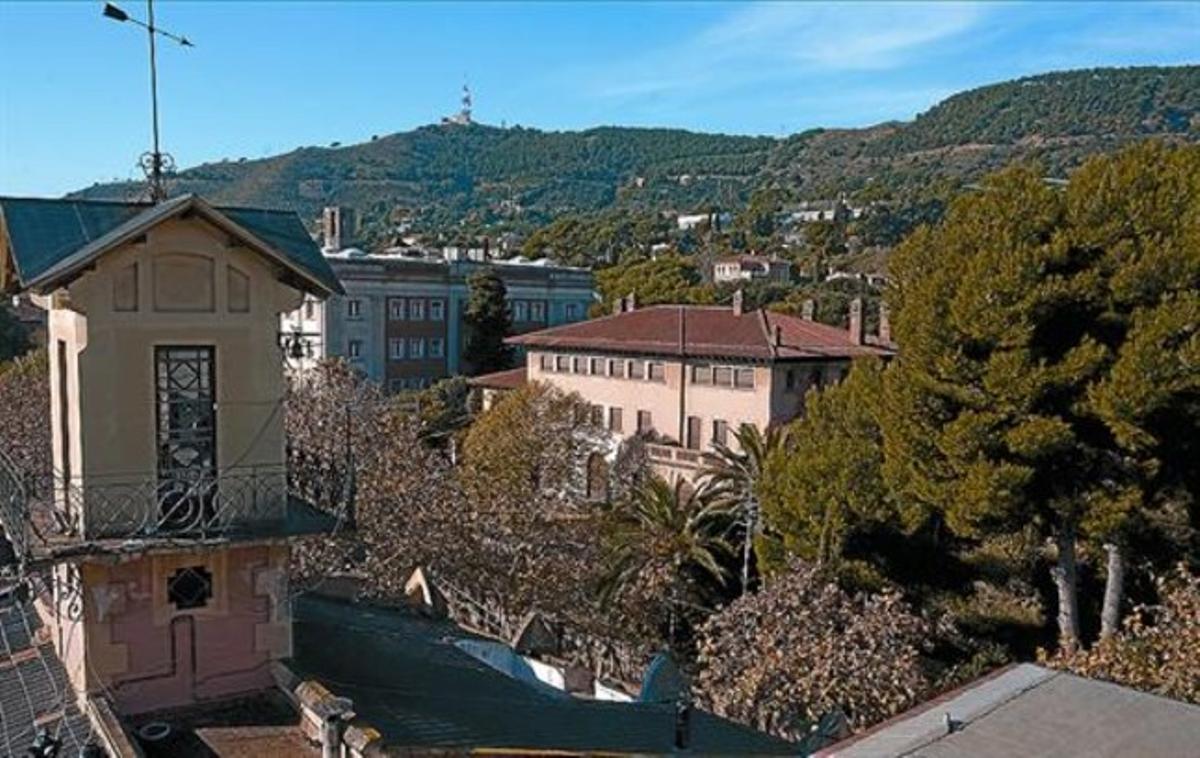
left=103, top=1, right=194, bottom=203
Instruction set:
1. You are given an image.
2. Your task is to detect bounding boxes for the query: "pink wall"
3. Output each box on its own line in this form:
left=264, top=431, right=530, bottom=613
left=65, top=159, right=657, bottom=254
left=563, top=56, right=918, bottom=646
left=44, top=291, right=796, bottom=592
left=78, top=543, right=290, bottom=715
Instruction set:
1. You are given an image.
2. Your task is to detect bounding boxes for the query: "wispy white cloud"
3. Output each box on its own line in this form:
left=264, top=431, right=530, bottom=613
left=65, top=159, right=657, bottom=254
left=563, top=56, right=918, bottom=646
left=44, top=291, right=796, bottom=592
left=586, top=2, right=987, bottom=100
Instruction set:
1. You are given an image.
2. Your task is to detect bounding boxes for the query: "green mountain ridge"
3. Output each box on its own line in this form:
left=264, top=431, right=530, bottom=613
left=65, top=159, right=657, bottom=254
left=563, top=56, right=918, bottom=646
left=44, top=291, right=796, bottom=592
left=71, top=65, right=1200, bottom=236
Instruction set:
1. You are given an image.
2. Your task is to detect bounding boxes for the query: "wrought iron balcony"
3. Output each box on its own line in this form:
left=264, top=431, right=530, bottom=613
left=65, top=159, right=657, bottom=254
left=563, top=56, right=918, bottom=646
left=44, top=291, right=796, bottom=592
left=0, top=446, right=353, bottom=570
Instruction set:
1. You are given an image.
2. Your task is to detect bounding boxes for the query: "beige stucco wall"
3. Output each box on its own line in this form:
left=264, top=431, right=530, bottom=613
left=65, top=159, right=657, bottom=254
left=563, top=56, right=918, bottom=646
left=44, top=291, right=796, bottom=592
left=46, top=218, right=303, bottom=536
left=526, top=350, right=840, bottom=452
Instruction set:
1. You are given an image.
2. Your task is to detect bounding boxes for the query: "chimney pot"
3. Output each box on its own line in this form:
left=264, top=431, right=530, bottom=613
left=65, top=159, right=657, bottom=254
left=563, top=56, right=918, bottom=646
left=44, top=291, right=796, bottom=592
left=732, top=289, right=745, bottom=316
left=801, top=299, right=815, bottom=321
left=773, top=323, right=782, bottom=347
left=849, top=298, right=865, bottom=345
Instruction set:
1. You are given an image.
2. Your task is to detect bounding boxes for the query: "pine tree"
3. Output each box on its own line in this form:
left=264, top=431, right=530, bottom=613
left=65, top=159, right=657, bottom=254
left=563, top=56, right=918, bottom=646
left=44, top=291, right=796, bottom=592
left=881, top=142, right=1200, bottom=652
left=462, top=268, right=514, bottom=375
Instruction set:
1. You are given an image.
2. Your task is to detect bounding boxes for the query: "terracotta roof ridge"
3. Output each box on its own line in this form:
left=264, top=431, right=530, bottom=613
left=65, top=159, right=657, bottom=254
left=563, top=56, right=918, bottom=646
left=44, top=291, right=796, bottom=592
left=757, top=309, right=777, bottom=359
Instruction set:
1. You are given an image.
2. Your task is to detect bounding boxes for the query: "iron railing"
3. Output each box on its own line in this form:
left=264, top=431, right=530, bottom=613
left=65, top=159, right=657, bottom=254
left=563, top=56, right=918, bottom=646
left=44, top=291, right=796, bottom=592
left=0, top=446, right=353, bottom=569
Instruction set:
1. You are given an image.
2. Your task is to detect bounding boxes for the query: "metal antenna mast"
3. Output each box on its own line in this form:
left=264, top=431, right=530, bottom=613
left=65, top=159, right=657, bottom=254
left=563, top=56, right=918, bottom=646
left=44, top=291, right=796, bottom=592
left=103, top=1, right=194, bottom=203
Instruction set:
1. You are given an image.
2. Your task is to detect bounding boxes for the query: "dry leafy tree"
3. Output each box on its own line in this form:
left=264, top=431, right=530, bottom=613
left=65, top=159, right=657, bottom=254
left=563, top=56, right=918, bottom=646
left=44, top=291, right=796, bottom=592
left=1044, top=564, right=1200, bottom=705
left=289, top=364, right=663, bottom=675
left=694, top=560, right=933, bottom=740
left=0, top=352, right=50, bottom=476
left=460, top=381, right=609, bottom=506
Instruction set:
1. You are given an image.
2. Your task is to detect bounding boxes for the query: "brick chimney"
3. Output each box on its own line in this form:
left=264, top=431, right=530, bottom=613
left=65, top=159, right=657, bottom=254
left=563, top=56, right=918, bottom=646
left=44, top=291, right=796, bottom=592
left=849, top=298, right=864, bottom=345
left=732, top=289, right=745, bottom=316
left=801, top=299, right=815, bottom=321
left=878, top=301, right=891, bottom=344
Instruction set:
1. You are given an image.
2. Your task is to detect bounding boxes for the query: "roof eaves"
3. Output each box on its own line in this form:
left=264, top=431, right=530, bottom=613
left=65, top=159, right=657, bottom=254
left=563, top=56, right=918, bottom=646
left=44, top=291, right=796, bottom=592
left=24, top=194, right=194, bottom=293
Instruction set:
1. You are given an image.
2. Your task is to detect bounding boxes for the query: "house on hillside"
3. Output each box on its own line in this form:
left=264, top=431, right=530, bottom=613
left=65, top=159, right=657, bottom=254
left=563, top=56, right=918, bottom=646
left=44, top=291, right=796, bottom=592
left=713, top=254, right=792, bottom=284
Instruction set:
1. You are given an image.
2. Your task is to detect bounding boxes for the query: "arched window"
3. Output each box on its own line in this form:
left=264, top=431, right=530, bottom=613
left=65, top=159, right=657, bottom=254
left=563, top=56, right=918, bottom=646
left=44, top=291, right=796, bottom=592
left=586, top=453, right=609, bottom=503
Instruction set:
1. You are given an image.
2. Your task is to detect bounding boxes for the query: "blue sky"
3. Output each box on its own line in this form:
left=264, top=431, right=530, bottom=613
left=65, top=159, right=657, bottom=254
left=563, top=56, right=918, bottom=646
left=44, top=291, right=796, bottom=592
left=1, top=1, right=1196, bottom=197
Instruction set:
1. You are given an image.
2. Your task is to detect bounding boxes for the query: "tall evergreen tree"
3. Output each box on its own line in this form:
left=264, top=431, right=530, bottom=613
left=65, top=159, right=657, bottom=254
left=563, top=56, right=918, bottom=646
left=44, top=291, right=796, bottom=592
left=881, top=142, right=1200, bottom=652
left=462, top=268, right=514, bottom=375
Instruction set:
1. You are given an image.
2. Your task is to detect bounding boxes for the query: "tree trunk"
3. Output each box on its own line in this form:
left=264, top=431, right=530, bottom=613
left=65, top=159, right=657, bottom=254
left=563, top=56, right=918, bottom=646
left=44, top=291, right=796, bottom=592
left=1051, top=528, right=1081, bottom=653
left=1100, top=542, right=1126, bottom=641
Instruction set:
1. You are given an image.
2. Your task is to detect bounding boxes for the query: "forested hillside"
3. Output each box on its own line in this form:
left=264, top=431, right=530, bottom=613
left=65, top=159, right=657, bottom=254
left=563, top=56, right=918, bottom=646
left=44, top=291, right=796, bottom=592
left=72, top=66, right=1199, bottom=238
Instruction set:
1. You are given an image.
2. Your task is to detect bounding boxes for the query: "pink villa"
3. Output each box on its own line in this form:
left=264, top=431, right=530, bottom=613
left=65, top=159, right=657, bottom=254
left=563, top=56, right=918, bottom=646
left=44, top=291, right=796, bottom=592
left=478, top=293, right=894, bottom=486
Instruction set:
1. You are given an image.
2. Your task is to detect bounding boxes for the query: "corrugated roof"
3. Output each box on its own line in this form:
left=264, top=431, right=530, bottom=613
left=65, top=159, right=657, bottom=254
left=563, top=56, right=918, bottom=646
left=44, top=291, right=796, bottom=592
left=0, top=195, right=342, bottom=296
left=289, top=594, right=794, bottom=755
left=508, top=304, right=892, bottom=361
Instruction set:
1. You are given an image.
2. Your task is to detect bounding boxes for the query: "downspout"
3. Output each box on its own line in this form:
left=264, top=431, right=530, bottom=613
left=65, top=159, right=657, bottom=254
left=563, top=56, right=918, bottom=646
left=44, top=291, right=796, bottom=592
left=677, top=306, right=687, bottom=445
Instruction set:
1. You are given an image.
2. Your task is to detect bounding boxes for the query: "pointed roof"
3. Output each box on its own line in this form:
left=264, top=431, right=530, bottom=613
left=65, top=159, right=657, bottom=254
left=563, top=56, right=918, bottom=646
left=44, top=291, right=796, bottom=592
left=0, top=194, right=343, bottom=296
left=508, top=304, right=892, bottom=361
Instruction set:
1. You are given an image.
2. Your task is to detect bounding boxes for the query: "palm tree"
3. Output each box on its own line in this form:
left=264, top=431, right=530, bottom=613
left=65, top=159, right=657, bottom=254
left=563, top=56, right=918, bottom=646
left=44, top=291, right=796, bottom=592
left=701, top=423, right=788, bottom=594
left=599, top=476, right=732, bottom=644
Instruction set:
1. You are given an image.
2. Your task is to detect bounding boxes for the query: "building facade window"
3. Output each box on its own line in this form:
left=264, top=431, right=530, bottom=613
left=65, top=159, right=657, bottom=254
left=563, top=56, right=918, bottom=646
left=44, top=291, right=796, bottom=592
left=637, top=410, right=652, bottom=434
left=389, top=298, right=405, bottom=320
left=691, top=365, right=713, bottom=385
left=573, top=356, right=585, bottom=374
left=348, top=339, right=362, bottom=359
left=429, top=299, right=445, bottom=321
left=388, top=378, right=404, bottom=392
left=565, top=303, right=579, bottom=320
left=608, top=407, right=623, bottom=433
left=590, top=405, right=605, bottom=426
left=409, top=300, right=425, bottom=320
left=589, top=357, right=604, bottom=375
left=304, top=300, right=315, bottom=320
left=389, top=338, right=405, bottom=360
left=530, top=302, right=546, bottom=321
left=628, top=360, right=645, bottom=380
left=734, top=367, right=755, bottom=389
left=540, top=353, right=554, bottom=371
left=347, top=299, right=362, bottom=320
left=648, top=362, right=666, bottom=382
left=712, top=419, right=729, bottom=447
left=713, top=366, right=732, bottom=385
left=556, top=355, right=570, bottom=372
left=686, top=416, right=702, bottom=450
left=513, top=301, right=529, bottom=322
left=430, top=338, right=445, bottom=358
left=586, top=453, right=609, bottom=503
left=409, top=338, right=426, bottom=359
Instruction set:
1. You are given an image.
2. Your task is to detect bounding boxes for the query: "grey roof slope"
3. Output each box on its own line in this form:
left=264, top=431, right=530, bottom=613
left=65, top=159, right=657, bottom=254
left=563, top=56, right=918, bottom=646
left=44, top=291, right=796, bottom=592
left=0, top=195, right=343, bottom=295
left=818, top=663, right=1200, bottom=758
left=289, top=594, right=796, bottom=755
left=0, top=585, right=94, bottom=754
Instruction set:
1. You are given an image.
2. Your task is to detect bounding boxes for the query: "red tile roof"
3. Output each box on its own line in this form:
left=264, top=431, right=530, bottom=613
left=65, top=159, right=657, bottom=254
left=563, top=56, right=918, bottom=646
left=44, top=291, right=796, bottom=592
left=467, top=366, right=528, bottom=389
left=507, top=305, right=893, bottom=361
